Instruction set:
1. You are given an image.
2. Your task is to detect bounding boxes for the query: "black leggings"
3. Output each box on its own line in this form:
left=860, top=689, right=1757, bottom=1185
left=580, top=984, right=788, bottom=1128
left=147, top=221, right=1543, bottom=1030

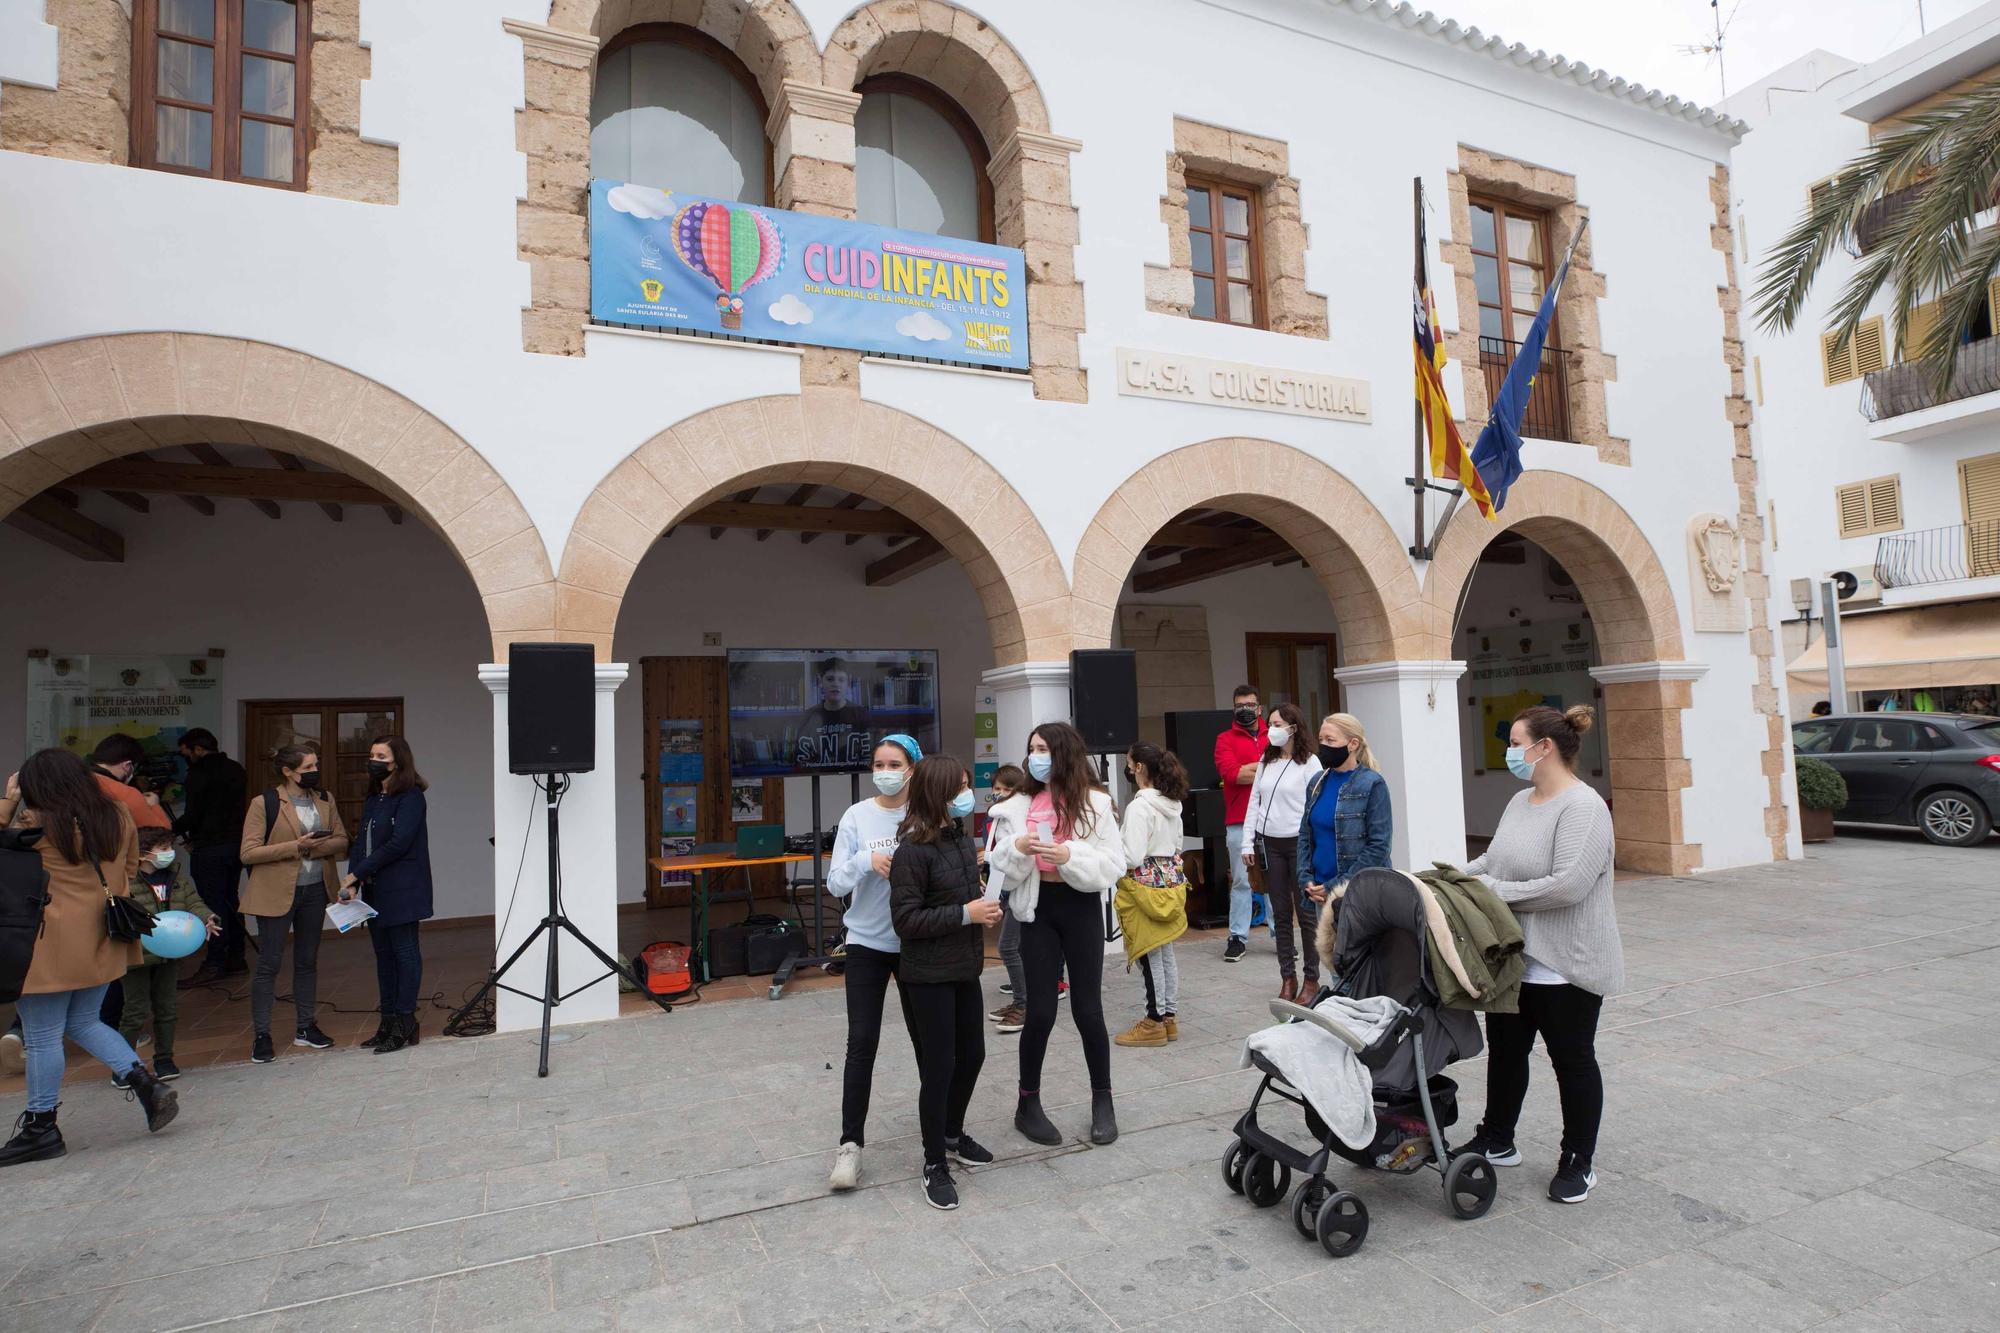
left=1018, top=882, right=1110, bottom=1095
left=1480, top=981, right=1605, bottom=1160
left=904, top=977, right=986, bottom=1165
left=839, top=944, right=916, bottom=1147
left=1259, top=835, right=1319, bottom=983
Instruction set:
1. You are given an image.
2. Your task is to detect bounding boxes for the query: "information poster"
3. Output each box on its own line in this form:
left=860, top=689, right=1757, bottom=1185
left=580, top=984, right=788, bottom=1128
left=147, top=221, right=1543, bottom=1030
left=971, top=687, right=1000, bottom=793
left=1463, top=620, right=1605, bottom=774
left=730, top=779, right=763, bottom=823
left=26, top=653, right=225, bottom=793
left=591, top=180, right=1028, bottom=370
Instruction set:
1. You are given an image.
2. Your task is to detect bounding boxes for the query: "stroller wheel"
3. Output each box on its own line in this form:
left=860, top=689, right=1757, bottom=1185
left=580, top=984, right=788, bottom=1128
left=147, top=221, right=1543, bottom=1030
left=1221, top=1139, right=1251, bottom=1195
left=1444, top=1152, right=1498, bottom=1220
left=1244, top=1152, right=1291, bottom=1208
left=1290, top=1179, right=1329, bottom=1240
left=1315, top=1191, right=1368, bottom=1257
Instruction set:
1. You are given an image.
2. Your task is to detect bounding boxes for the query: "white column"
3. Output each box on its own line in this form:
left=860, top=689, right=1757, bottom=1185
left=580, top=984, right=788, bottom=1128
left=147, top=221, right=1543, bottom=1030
left=480, top=662, right=629, bottom=1033
left=1333, top=660, right=1469, bottom=870
left=980, top=662, right=1073, bottom=755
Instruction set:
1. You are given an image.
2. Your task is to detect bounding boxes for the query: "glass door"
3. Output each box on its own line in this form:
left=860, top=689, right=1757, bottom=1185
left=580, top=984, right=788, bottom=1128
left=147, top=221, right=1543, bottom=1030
left=1244, top=633, right=1339, bottom=723
left=242, top=698, right=403, bottom=834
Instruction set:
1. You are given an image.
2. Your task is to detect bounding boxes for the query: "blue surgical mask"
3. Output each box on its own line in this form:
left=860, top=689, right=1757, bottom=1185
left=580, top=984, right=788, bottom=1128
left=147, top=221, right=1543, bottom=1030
left=150, top=848, right=176, bottom=869
left=1505, top=745, right=1539, bottom=782
left=948, top=790, right=976, bottom=818
left=1026, top=753, right=1053, bottom=782
left=872, top=770, right=907, bottom=796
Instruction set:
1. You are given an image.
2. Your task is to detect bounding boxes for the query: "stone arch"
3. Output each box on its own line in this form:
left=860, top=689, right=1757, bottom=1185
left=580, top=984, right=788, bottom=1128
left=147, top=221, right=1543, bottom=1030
left=549, top=0, right=823, bottom=105
left=555, top=393, right=1068, bottom=662
left=1421, top=470, right=1683, bottom=665
left=824, top=2, right=1087, bottom=403
left=0, top=334, right=556, bottom=660
left=1423, top=470, right=1697, bottom=875
left=1070, top=439, right=1424, bottom=666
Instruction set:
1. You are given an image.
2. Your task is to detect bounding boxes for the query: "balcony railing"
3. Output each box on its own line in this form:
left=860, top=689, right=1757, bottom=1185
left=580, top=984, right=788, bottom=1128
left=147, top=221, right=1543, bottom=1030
left=1875, top=519, right=2000, bottom=589
left=1478, top=336, right=1574, bottom=443
left=1854, top=180, right=1927, bottom=254
left=1861, top=334, right=2000, bottom=421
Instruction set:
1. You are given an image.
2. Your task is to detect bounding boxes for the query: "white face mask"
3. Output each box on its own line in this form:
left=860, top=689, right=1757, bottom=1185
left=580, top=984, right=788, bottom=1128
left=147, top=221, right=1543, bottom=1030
left=872, top=769, right=907, bottom=796
left=1267, top=726, right=1292, bottom=750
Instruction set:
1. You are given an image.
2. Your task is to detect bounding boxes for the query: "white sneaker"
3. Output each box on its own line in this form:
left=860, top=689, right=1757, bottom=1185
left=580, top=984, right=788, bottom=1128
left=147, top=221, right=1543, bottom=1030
left=0, top=1027, right=23, bottom=1075
left=829, top=1141, right=862, bottom=1191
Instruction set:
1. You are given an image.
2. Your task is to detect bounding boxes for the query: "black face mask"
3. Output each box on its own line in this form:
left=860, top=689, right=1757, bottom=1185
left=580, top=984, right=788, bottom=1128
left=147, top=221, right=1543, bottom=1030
left=367, top=760, right=392, bottom=783
left=1123, top=767, right=1137, bottom=786
left=296, top=771, right=322, bottom=791
left=1234, top=707, right=1259, bottom=727
left=1318, top=744, right=1349, bottom=769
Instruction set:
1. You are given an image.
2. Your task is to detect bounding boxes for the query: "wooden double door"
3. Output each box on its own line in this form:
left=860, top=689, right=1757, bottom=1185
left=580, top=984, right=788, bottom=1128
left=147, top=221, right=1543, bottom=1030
left=242, top=698, right=402, bottom=836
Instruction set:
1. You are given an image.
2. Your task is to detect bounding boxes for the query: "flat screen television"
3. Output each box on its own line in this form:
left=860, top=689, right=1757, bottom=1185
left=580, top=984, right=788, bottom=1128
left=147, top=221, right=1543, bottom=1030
left=726, top=648, right=942, bottom=778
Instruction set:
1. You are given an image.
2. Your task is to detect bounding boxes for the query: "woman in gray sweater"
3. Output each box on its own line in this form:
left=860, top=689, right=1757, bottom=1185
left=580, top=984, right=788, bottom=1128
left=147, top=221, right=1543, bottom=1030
left=1456, top=704, right=1622, bottom=1205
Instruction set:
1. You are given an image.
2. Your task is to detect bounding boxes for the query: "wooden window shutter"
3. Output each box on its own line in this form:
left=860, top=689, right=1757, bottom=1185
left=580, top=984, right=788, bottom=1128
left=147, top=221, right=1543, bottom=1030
left=1904, top=300, right=1940, bottom=359
left=1836, top=482, right=1870, bottom=537
left=1963, top=453, right=2000, bottom=524
left=1988, top=276, right=2000, bottom=329
left=1821, top=329, right=1853, bottom=385
left=1853, top=317, right=1887, bottom=375
left=1865, top=475, right=1902, bottom=531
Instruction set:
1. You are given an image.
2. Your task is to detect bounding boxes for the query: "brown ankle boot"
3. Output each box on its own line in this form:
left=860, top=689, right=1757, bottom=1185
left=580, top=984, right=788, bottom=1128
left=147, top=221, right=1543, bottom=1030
left=1278, top=977, right=1299, bottom=1004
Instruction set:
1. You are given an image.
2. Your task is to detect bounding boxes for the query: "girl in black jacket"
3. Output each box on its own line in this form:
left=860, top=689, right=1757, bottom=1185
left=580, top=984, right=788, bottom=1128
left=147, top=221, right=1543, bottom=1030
left=890, top=756, right=1004, bottom=1211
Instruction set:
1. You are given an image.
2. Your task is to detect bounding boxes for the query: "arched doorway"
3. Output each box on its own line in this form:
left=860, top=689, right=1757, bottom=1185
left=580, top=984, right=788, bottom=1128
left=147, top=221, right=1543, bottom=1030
left=1424, top=471, right=1696, bottom=875
left=0, top=334, right=551, bottom=1042
left=559, top=395, right=1065, bottom=972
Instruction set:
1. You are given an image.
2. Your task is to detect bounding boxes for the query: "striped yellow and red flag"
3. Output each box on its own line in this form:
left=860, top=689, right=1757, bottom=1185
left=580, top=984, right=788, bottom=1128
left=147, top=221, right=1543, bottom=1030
left=1414, top=197, right=1494, bottom=519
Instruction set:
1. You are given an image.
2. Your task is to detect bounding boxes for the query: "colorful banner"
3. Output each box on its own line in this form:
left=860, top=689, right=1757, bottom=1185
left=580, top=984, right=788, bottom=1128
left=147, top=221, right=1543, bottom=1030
left=25, top=653, right=225, bottom=795
left=590, top=181, right=1029, bottom=371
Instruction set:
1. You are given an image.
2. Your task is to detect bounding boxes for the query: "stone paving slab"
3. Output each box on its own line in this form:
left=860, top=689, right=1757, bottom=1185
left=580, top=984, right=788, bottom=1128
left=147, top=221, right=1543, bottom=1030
left=2, top=829, right=1997, bottom=1330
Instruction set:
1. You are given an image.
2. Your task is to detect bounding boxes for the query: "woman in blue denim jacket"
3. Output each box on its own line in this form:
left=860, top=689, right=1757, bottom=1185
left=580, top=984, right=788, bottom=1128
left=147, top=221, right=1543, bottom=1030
left=1295, top=713, right=1393, bottom=976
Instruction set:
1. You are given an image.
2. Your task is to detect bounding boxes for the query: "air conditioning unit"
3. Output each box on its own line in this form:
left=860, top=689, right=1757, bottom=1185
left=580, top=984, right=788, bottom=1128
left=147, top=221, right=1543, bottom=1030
left=1831, top=565, right=1881, bottom=605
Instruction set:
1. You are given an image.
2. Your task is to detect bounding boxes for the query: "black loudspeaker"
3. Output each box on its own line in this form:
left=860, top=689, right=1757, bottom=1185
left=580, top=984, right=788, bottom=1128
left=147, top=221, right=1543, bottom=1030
left=1181, top=787, right=1226, bottom=840
left=508, top=642, right=595, bottom=775
left=1166, top=709, right=1234, bottom=791
left=1070, top=649, right=1138, bottom=752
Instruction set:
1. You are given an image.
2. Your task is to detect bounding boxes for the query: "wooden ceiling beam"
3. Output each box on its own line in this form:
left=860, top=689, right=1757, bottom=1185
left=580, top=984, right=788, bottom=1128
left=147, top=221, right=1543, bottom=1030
left=865, top=536, right=949, bottom=587
left=1132, top=534, right=1297, bottom=594
left=1149, top=521, right=1265, bottom=549
left=384, top=505, right=404, bottom=526
left=64, top=461, right=390, bottom=506
left=711, top=490, right=756, bottom=539
left=812, top=492, right=865, bottom=546
left=105, top=491, right=150, bottom=513
left=267, top=450, right=344, bottom=522
left=179, top=494, right=216, bottom=517
left=4, top=494, right=125, bottom=562
left=692, top=500, right=922, bottom=538
left=760, top=484, right=819, bottom=541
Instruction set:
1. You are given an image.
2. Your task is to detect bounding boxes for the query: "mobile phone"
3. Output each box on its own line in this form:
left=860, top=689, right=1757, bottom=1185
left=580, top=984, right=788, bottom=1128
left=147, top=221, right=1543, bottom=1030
left=1032, top=820, right=1053, bottom=843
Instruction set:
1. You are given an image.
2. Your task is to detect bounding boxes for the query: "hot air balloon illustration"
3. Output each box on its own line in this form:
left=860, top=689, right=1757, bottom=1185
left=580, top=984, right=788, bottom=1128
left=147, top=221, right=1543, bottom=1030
left=671, top=201, right=783, bottom=330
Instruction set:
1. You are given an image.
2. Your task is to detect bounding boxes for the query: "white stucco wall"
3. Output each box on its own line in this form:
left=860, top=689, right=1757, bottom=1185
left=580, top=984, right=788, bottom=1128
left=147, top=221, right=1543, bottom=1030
left=0, top=0, right=1786, bottom=878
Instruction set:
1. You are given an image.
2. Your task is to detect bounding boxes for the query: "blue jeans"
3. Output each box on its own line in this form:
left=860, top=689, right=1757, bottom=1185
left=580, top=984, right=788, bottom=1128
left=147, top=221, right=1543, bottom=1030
left=16, top=984, right=142, bottom=1112
left=1226, top=824, right=1253, bottom=938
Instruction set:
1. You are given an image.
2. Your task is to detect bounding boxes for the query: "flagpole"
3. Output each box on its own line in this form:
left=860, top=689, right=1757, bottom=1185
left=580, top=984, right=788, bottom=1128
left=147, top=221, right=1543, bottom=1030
left=1411, top=175, right=1427, bottom=560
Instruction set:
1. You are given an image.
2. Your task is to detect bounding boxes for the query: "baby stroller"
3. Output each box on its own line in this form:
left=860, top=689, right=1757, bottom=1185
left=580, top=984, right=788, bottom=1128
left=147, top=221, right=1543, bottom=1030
left=1221, top=867, right=1498, bottom=1257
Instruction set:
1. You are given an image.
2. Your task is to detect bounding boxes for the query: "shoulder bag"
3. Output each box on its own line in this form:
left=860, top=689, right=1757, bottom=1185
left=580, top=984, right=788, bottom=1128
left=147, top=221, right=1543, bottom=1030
left=94, top=836, right=155, bottom=943
left=0, top=828, right=51, bottom=1003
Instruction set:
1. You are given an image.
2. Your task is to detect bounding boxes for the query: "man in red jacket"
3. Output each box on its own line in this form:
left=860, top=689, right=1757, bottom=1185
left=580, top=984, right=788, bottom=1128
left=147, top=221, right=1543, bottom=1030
left=1213, top=685, right=1267, bottom=961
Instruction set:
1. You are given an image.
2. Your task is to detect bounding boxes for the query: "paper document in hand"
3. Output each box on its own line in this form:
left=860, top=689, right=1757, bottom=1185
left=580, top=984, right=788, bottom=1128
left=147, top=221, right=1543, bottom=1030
left=326, top=900, right=378, bottom=933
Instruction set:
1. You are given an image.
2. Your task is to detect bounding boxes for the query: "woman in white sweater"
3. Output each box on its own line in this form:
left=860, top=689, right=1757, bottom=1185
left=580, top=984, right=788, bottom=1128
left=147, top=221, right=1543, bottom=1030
left=1456, top=704, right=1622, bottom=1207
left=1113, top=742, right=1190, bottom=1050
left=986, top=721, right=1125, bottom=1147
left=1242, top=703, right=1322, bottom=1002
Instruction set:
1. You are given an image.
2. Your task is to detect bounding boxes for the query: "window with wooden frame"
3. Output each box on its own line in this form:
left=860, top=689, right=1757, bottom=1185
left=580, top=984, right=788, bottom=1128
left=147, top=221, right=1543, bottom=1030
left=1962, top=452, right=2000, bottom=578
left=134, top=0, right=310, bottom=188
left=241, top=698, right=402, bottom=837
left=1467, top=195, right=1559, bottom=345
left=1902, top=281, right=2000, bottom=360
left=591, top=24, right=772, bottom=206
left=1821, top=316, right=1887, bottom=384
left=855, top=74, right=993, bottom=244
left=1244, top=633, right=1339, bottom=726
left=1835, top=475, right=1902, bottom=539
left=1185, top=176, right=1264, bottom=327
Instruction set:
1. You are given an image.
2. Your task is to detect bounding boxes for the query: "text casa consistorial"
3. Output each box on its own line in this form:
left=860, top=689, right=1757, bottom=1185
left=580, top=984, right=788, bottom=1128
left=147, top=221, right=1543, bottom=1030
left=1116, top=348, right=1372, bottom=424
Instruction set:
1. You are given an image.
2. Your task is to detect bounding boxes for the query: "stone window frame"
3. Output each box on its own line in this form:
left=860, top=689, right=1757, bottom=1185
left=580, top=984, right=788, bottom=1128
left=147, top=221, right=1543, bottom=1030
left=1442, top=146, right=1621, bottom=464
left=0, top=0, right=397, bottom=203
left=1145, top=117, right=1327, bottom=340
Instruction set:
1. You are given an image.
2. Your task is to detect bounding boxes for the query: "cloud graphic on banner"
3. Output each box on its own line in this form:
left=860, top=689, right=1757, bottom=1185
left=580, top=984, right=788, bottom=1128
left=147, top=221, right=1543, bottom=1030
left=607, top=184, right=674, bottom=219
left=768, top=294, right=814, bottom=326
left=895, top=311, right=952, bottom=343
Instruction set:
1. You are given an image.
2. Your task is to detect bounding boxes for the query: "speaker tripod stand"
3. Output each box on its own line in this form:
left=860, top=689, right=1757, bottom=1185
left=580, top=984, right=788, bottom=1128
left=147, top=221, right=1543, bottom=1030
left=453, top=773, right=672, bottom=1076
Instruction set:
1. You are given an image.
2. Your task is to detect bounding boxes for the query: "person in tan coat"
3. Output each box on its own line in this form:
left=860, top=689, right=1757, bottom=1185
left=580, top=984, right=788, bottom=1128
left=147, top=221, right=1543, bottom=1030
left=240, top=742, right=348, bottom=1064
left=1, top=749, right=180, bottom=1168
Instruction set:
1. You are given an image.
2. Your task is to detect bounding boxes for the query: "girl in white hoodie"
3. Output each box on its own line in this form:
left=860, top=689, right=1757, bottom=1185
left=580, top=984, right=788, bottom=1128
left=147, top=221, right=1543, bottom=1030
left=986, top=721, right=1126, bottom=1147
left=1114, top=742, right=1190, bottom=1049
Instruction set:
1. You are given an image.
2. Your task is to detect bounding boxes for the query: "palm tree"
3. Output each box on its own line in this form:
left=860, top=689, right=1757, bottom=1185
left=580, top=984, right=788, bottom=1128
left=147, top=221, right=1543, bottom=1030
left=1753, top=79, right=2000, bottom=396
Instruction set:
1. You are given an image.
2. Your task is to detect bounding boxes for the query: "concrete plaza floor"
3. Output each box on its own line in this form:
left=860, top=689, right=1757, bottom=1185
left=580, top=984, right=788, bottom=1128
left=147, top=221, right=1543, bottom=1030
left=4, top=829, right=1998, bottom=1331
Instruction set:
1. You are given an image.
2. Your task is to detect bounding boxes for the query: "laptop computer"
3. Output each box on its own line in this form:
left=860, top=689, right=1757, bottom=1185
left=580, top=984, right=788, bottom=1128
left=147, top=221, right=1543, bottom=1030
left=734, top=823, right=784, bottom=859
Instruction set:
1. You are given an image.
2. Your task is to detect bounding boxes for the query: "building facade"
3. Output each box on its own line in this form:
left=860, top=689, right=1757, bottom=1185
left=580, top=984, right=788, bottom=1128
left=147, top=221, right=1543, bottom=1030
left=1730, top=3, right=2000, bottom=721
left=0, top=0, right=1791, bottom=1030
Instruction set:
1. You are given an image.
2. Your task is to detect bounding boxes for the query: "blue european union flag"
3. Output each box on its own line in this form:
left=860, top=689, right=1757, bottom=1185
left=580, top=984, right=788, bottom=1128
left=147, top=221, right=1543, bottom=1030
left=1471, top=231, right=1580, bottom=512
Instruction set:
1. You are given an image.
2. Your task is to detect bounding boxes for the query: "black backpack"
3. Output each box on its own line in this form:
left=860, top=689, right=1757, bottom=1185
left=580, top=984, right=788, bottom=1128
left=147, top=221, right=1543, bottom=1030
left=0, top=828, right=52, bottom=1004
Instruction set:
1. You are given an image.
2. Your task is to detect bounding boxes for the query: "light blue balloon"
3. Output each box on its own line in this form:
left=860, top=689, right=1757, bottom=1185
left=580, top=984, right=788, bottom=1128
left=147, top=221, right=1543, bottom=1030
left=143, top=909, right=206, bottom=960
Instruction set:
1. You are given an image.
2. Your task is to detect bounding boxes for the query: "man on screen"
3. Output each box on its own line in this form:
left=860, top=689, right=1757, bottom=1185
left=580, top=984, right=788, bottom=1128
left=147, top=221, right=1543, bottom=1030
left=795, top=657, right=874, bottom=769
